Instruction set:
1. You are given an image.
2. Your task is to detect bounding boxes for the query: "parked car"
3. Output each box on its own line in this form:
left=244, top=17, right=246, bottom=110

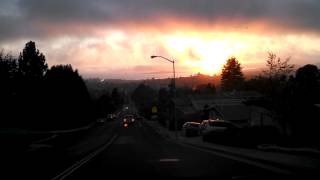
left=201, top=120, right=239, bottom=142
left=182, top=122, right=201, bottom=137
left=199, top=120, right=209, bottom=135
left=150, top=115, right=158, bottom=121
left=96, top=118, right=106, bottom=124
left=107, top=113, right=116, bottom=121
left=200, top=119, right=237, bottom=135
left=136, top=115, right=143, bottom=121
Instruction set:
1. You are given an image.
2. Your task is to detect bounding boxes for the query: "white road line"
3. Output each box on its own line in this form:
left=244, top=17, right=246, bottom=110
left=51, top=134, right=118, bottom=180
left=114, top=136, right=135, bottom=144
left=32, top=134, right=58, bottom=144
left=159, top=158, right=180, bottom=162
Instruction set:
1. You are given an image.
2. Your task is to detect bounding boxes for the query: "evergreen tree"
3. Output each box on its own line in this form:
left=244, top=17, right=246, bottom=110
left=221, top=57, right=244, bottom=91
left=18, top=41, right=48, bottom=80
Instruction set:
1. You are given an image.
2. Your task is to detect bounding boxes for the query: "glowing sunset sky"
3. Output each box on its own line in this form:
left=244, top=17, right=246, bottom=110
left=1, top=0, right=320, bottom=79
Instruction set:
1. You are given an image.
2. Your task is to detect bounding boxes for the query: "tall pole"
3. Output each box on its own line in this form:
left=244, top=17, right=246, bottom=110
left=172, top=60, right=177, bottom=139
left=150, top=55, right=178, bottom=139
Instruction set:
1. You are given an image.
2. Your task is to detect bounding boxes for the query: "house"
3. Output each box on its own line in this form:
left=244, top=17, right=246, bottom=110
left=249, top=106, right=276, bottom=127
left=244, top=98, right=283, bottom=134
left=172, top=97, right=200, bottom=129
left=209, top=98, right=251, bottom=127
left=172, top=91, right=280, bottom=129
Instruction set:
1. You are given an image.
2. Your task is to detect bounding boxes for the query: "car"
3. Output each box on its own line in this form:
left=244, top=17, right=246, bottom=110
left=199, top=120, right=209, bottom=135
left=135, top=114, right=143, bottom=121
left=200, top=119, right=238, bottom=135
left=107, top=113, right=116, bottom=121
left=182, top=122, right=200, bottom=137
left=150, top=115, right=158, bottom=121
left=123, top=114, right=135, bottom=125
left=201, top=120, right=239, bottom=142
left=96, top=118, right=106, bottom=124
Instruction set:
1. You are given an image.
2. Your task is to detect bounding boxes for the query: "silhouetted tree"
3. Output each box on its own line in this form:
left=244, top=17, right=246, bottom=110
left=18, top=41, right=48, bottom=80
left=44, top=64, right=92, bottom=129
left=246, top=52, right=294, bottom=97
left=221, top=57, right=244, bottom=91
left=111, top=88, right=124, bottom=109
left=263, top=52, right=294, bottom=80
left=194, top=83, right=216, bottom=94
left=157, top=88, right=171, bottom=125
left=286, top=64, right=320, bottom=142
left=0, top=51, right=18, bottom=126
left=295, top=64, right=320, bottom=103
left=1, top=42, right=96, bottom=130
left=0, top=50, right=17, bottom=93
left=97, top=92, right=113, bottom=117
left=131, top=83, right=157, bottom=117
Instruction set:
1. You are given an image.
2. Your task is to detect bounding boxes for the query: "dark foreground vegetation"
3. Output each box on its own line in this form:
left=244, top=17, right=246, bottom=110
left=0, top=41, right=124, bottom=131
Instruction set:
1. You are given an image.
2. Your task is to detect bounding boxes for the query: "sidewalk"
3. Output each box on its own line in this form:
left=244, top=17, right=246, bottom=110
left=143, top=119, right=320, bottom=175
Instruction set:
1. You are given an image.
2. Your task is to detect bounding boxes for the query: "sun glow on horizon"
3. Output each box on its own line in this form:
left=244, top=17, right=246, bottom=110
left=6, top=26, right=319, bottom=79
left=162, top=32, right=248, bottom=75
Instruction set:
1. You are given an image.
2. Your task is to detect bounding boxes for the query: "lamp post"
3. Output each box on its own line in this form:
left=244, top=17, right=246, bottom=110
left=150, top=55, right=177, bottom=139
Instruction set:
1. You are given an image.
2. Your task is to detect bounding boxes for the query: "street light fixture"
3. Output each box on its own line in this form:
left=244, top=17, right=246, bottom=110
left=150, top=55, right=177, bottom=139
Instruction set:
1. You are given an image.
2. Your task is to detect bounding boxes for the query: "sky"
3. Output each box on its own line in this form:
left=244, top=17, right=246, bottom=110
left=1, top=0, right=320, bottom=79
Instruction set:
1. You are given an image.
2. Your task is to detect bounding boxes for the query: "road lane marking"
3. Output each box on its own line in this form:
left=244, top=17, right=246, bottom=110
left=51, top=134, right=118, bottom=180
left=159, top=158, right=180, bottom=162
left=114, top=136, right=135, bottom=144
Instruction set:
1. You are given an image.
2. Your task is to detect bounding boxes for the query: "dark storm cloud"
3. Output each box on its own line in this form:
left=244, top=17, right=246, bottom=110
left=1, top=0, right=320, bottom=42
left=16, top=0, right=269, bottom=23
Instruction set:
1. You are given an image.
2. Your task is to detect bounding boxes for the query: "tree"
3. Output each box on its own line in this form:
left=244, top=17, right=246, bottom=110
left=263, top=52, right=294, bottom=80
left=18, top=41, right=48, bottom=80
left=0, top=51, right=18, bottom=126
left=261, top=52, right=294, bottom=97
left=111, top=88, right=124, bottom=109
left=221, top=57, right=244, bottom=91
left=194, top=83, right=216, bottom=94
left=295, top=64, right=320, bottom=103
left=44, top=64, right=92, bottom=129
left=286, top=64, right=320, bottom=140
left=296, top=64, right=319, bottom=86
left=0, top=50, right=17, bottom=93
left=157, top=88, right=171, bottom=126
left=131, top=83, right=157, bottom=117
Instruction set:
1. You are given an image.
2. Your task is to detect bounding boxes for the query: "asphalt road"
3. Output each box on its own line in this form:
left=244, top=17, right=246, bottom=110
left=2, top=120, right=119, bottom=180
left=65, top=120, right=282, bottom=179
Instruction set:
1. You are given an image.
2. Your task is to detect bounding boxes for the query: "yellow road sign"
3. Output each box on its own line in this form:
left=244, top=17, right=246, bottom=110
left=152, top=106, right=158, bottom=113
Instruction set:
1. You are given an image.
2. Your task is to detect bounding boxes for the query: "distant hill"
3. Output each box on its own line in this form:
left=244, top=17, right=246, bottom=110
left=85, top=73, right=220, bottom=97
left=85, top=71, right=262, bottom=98
left=243, top=68, right=263, bottom=79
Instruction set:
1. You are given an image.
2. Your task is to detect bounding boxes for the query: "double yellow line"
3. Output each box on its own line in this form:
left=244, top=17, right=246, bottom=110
left=51, top=134, right=119, bottom=180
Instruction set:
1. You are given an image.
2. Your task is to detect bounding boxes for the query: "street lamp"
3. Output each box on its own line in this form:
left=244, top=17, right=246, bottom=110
left=150, top=55, right=177, bottom=139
